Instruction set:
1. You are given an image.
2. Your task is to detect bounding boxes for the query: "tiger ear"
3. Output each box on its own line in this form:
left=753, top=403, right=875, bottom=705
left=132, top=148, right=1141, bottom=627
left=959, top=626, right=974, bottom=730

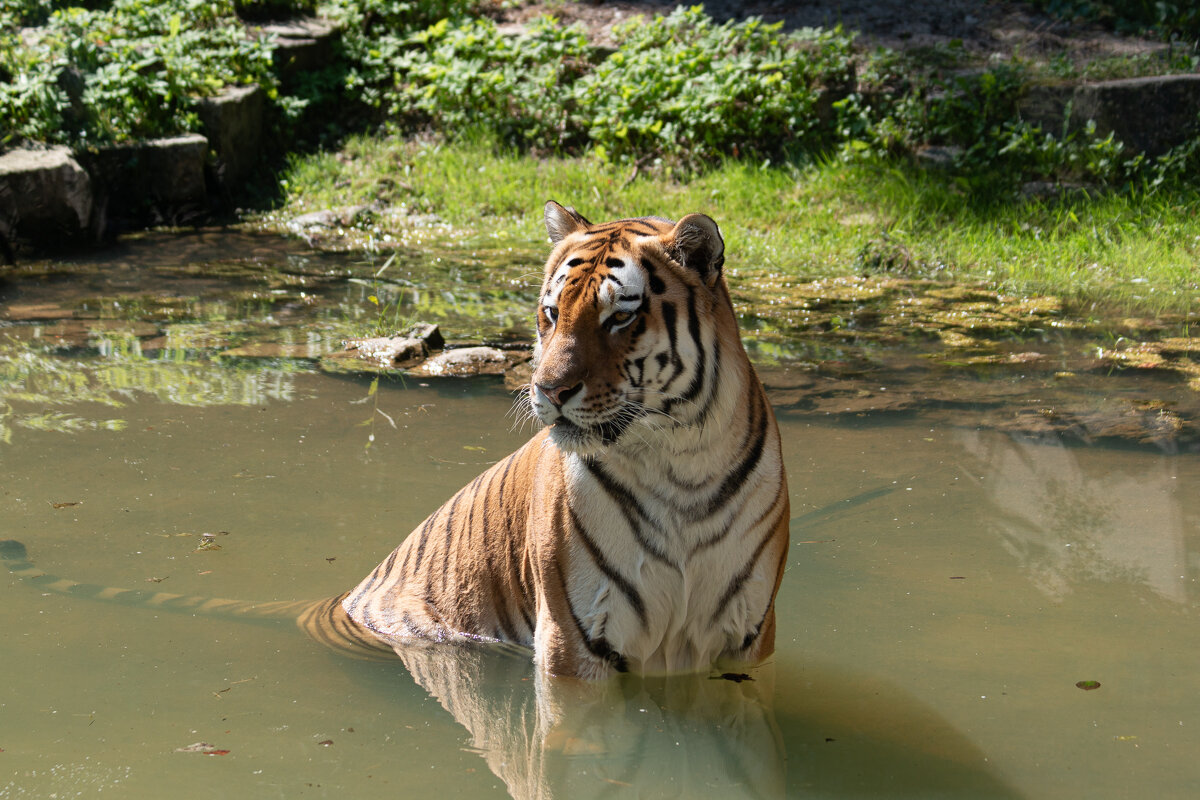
left=544, top=201, right=591, bottom=244
left=670, top=213, right=725, bottom=287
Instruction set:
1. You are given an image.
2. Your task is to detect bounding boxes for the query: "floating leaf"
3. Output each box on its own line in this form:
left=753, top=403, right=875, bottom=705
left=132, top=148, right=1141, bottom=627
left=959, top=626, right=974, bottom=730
left=711, top=672, right=753, bottom=683
left=1076, top=680, right=1101, bottom=691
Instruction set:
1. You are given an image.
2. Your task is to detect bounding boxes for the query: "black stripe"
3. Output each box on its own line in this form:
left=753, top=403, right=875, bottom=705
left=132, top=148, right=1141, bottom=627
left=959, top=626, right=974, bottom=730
left=567, top=600, right=629, bottom=673
left=629, top=356, right=646, bottom=386
left=569, top=509, right=647, bottom=625
left=657, top=301, right=684, bottom=392
left=494, top=595, right=520, bottom=643
left=496, top=452, right=517, bottom=509
left=690, top=472, right=786, bottom=556
left=643, top=260, right=666, bottom=294
left=671, top=287, right=708, bottom=409
left=549, top=502, right=628, bottom=673
left=710, top=516, right=781, bottom=624
left=402, top=514, right=437, bottom=576
left=444, top=474, right=485, bottom=593
left=695, top=340, right=721, bottom=425
left=584, top=460, right=673, bottom=566
left=494, top=452, right=531, bottom=619
left=702, top=390, right=768, bottom=518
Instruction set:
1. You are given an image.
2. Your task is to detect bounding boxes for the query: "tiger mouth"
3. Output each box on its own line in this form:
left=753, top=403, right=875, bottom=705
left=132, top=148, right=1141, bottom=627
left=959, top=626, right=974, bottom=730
left=549, top=416, right=633, bottom=449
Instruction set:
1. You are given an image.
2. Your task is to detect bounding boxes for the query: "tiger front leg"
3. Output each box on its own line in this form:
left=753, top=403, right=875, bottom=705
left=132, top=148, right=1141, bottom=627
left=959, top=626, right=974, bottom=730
left=531, top=582, right=625, bottom=680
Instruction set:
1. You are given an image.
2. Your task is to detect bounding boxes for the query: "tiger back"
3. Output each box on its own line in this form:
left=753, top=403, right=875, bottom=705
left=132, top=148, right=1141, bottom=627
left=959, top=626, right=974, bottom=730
left=342, top=202, right=790, bottom=679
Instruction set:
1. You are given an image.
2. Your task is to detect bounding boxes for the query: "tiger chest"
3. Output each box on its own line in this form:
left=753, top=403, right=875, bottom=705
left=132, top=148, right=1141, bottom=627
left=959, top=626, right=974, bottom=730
left=562, top=494, right=774, bottom=673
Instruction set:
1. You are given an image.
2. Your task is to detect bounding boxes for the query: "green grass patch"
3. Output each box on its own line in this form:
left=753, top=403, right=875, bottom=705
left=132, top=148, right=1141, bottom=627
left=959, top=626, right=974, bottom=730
left=267, top=135, right=1200, bottom=317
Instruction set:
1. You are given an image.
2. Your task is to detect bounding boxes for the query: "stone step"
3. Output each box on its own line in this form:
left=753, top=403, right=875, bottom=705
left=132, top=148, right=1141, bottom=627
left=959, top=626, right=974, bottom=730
left=0, top=147, right=94, bottom=259
left=1020, top=74, right=1200, bottom=156
left=77, top=134, right=209, bottom=233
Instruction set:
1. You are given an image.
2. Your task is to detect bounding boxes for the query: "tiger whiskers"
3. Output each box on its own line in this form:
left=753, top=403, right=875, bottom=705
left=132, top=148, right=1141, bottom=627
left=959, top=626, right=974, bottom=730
left=506, top=387, right=539, bottom=435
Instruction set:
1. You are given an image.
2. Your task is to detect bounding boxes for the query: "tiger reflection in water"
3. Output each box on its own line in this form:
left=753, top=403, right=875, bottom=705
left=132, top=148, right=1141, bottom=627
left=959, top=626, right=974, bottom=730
left=396, top=641, right=785, bottom=800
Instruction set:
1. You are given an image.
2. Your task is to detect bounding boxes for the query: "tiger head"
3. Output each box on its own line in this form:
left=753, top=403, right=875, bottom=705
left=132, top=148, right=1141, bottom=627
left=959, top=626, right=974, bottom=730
left=530, top=201, right=737, bottom=456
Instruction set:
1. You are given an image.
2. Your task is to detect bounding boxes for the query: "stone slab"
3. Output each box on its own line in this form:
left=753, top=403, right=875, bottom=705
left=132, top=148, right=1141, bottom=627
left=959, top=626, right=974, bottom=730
left=1020, top=74, right=1200, bottom=156
left=263, top=17, right=339, bottom=86
left=197, top=84, right=266, bottom=193
left=0, top=146, right=93, bottom=257
left=78, top=133, right=209, bottom=232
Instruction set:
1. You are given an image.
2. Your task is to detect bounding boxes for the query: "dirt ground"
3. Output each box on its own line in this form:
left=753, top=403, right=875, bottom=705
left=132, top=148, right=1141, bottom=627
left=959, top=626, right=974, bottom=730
left=499, top=0, right=1166, bottom=64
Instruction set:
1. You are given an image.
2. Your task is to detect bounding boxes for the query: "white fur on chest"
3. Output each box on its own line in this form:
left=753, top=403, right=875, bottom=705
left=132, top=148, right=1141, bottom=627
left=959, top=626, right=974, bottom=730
left=562, top=446, right=781, bottom=673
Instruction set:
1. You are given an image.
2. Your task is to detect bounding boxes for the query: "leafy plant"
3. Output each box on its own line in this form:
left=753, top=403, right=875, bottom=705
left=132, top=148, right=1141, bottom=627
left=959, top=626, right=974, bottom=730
left=1, top=0, right=277, bottom=147
left=574, top=8, right=853, bottom=163
left=363, top=6, right=855, bottom=166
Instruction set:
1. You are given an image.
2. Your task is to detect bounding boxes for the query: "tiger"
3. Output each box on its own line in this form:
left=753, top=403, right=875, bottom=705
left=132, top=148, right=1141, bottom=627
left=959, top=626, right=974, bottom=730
left=2, top=201, right=790, bottom=681
left=341, top=201, right=790, bottom=679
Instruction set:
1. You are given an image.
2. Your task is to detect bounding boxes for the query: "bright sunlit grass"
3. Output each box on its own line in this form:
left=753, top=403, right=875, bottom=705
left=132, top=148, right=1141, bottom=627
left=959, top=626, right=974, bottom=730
left=270, top=135, right=1200, bottom=317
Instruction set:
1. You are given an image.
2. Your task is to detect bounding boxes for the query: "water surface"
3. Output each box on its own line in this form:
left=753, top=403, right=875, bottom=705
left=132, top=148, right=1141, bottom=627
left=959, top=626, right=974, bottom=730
left=2, top=234, right=1198, bottom=799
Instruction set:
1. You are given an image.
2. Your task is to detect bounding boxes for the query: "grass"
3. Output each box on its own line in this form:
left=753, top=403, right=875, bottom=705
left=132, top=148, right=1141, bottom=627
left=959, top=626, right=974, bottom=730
left=262, top=135, right=1200, bottom=319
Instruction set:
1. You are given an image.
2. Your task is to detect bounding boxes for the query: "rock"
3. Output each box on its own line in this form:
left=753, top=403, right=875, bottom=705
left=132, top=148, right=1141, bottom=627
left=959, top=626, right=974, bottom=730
left=0, top=147, right=94, bottom=257
left=288, top=206, right=372, bottom=231
left=263, top=18, right=339, bottom=87
left=404, top=322, right=445, bottom=352
left=914, top=145, right=963, bottom=169
left=197, top=84, right=265, bottom=194
left=339, top=335, right=429, bottom=368
left=1, top=302, right=78, bottom=321
left=410, top=346, right=511, bottom=378
left=1020, top=75, right=1200, bottom=156
left=289, top=209, right=339, bottom=229
left=78, top=134, right=209, bottom=233
left=1158, top=338, right=1199, bottom=357
left=504, top=359, right=533, bottom=393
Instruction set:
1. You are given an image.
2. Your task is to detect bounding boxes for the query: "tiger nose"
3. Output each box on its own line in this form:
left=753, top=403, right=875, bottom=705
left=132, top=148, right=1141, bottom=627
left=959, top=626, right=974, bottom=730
left=537, top=381, right=583, bottom=408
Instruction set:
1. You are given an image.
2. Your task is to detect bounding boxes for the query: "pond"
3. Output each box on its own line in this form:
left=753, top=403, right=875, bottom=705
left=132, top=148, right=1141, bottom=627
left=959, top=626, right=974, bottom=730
left=1, top=232, right=1198, bottom=799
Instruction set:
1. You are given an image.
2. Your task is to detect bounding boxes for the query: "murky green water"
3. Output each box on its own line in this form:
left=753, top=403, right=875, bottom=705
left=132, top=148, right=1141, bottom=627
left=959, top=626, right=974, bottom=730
left=2, top=233, right=1199, bottom=799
